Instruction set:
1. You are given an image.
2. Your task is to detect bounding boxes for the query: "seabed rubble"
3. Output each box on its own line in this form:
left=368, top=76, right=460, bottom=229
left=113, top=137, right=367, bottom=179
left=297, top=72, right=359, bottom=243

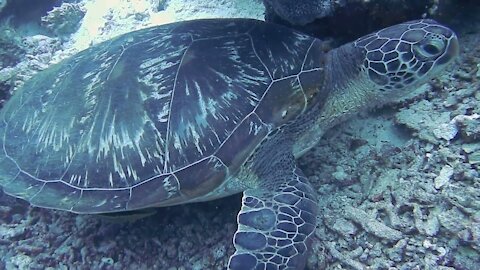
left=0, top=0, right=479, bottom=269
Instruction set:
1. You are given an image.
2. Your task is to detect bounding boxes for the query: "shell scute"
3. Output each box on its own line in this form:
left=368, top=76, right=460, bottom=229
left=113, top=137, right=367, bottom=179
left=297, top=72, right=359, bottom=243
left=3, top=172, right=43, bottom=202
left=128, top=174, right=181, bottom=210
left=30, top=181, right=81, bottom=211
left=215, top=113, right=269, bottom=169
left=249, top=23, right=315, bottom=79
left=174, top=157, right=227, bottom=198
left=72, top=188, right=130, bottom=213
left=255, top=77, right=305, bottom=125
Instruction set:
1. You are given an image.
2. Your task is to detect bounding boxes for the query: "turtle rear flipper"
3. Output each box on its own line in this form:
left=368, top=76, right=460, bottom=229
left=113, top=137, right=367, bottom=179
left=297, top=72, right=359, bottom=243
left=229, top=163, right=318, bottom=269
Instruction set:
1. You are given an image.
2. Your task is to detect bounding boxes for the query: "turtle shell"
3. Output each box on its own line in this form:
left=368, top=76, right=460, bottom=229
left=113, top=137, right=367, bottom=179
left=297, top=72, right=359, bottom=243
left=0, top=19, right=324, bottom=213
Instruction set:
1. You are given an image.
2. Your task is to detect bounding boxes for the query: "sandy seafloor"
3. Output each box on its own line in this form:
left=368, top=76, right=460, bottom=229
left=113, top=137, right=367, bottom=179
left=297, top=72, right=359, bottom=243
left=0, top=1, right=479, bottom=269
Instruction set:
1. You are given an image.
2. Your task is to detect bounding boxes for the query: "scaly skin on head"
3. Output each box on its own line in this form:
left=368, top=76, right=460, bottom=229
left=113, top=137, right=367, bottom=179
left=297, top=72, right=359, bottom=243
left=293, top=19, right=459, bottom=157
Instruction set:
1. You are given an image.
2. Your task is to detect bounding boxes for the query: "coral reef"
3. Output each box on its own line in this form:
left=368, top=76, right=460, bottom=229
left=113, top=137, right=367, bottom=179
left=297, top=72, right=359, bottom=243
left=0, top=23, right=25, bottom=69
left=0, top=22, right=26, bottom=107
left=0, top=28, right=61, bottom=108
left=66, top=0, right=263, bottom=53
left=41, top=2, right=86, bottom=36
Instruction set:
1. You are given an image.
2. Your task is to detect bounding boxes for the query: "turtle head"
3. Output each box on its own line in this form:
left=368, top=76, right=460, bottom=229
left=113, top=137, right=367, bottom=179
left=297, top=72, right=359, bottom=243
left=296, top=20, right=458, bottom=155
left=354, top=19, right=459, bottom=100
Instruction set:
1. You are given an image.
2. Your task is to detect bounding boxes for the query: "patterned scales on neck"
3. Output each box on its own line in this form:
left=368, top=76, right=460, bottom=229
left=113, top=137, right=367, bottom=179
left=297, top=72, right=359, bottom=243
left=0, top=19, right=458, bottom=269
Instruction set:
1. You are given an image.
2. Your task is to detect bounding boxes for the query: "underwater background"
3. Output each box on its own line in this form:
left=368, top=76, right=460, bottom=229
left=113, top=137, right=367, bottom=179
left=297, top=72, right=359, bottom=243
left=0, top=0, right=479, bottom=269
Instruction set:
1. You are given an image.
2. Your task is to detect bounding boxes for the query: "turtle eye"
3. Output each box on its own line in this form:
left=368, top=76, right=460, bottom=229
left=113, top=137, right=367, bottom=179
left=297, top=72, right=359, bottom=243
left=422, top=43, right=441, bottom=55
left=413, top=35, right=446, bottom=60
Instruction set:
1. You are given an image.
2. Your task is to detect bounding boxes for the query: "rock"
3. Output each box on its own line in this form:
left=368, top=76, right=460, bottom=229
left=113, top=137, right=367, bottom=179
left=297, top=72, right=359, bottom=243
left=0, top=224, right=26, bottom=239
left=462, top=143, right=480, bottom=154
left=433, top=122, right=458, bottom=141
left=153, top=0, right=168, bottom=11
left=438, top=207, right=467, bottom=234
left=100, top=257, right=114, bottom=267
left=332, top=166, right=349, bottom=182
left=331, top=217, right=358, bottom=237
left=16, top=244, right=44, bottom=255
left=456, top=114, right=480, bottom=142
left=452, top=246, right=480, bottom=269
left=263, top=0, right=471, bottom=43
left=434, top=165, right=454, bottom=189
left=437, top=266, right=456, bottom=270
left=0, top=66, right=17, bottom=82
left=263, top=0, right=339, bottom=25
left=0, top=25, right=26, bottom=68
left=413, top=205, right=441, bottom=236
left=455, top=87, right=477, bottom=99
left=443, top=95, right=458, bottom=107
left=367, top=169, right=399, bottom=201
left=344, top=206, right=403, bottom=242
left=6, top=254, right=33, bottom=270
left=387, top=239, right=407, bottom=262
left=467, top=151, right=480, bottom=165
left=41, top=3, right=86, bottom=36
left=325, top=241, right=365, bottom=270
left=471, top=222, right=480, bottom=249
left=454, top=68, right=475, bottom=81
left=395, top=100, right=454, bottom=144
left=461, top=168, right=479, bottom=180
left=398, top=111, right=480, bottom=144
left=211, top=244, right=226, bottom=261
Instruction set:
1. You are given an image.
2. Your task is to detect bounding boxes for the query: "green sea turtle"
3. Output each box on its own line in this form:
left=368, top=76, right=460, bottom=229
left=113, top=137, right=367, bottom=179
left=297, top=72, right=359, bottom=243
left=0, top=18, right=458, bottom=269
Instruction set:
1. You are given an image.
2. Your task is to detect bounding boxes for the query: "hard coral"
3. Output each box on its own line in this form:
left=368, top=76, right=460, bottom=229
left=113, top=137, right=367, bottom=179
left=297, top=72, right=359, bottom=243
left=41, top=3, right=86, bottom=36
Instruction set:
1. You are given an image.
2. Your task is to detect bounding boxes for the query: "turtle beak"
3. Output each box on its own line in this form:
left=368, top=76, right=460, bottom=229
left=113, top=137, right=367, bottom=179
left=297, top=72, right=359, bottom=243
left=437, top=32, right=459, bottom=66
left=450, top=34, right=460, bottom=57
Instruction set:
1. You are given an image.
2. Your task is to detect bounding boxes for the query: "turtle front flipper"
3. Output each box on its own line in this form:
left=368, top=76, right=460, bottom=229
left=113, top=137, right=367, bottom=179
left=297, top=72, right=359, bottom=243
left=228, top=165, right=318, bottom=269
